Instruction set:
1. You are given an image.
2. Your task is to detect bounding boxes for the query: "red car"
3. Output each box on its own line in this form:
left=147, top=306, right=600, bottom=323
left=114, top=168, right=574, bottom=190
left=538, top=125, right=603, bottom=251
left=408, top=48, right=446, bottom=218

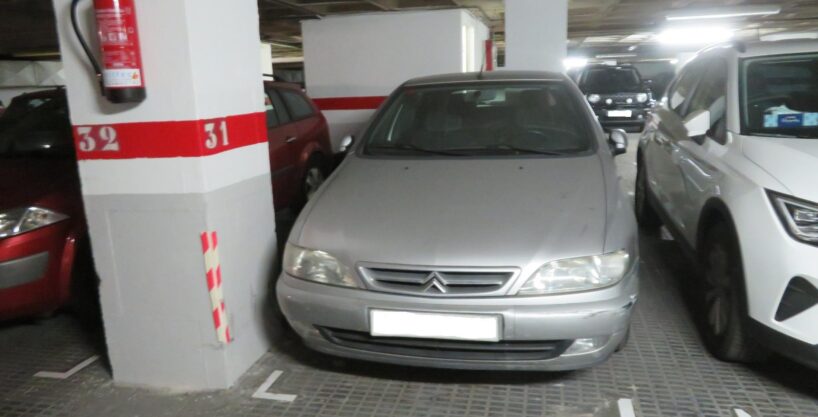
left=0, top=84, right=332, bottom=320
left=263, top=81, right=333, bottom=210
left=0, top=89, right=88, bottom=320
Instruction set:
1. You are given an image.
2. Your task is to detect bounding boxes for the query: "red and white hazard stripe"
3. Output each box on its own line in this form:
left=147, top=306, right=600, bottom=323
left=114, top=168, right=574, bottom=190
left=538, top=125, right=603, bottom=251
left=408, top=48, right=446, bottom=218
left=200, top=231, right=230, bottom=344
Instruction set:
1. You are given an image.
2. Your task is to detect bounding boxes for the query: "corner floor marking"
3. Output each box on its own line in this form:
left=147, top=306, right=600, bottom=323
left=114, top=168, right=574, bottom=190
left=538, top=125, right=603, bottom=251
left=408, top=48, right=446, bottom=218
left=618, top=398, right=637, bottom=417
left=252, top=370, right=297, bottom=402
left=34, top=355, right=99, bottom=379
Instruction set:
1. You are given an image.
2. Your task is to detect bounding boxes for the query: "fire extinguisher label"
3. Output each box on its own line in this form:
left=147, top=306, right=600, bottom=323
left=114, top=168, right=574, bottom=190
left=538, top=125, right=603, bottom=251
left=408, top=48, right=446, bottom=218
left=95, top=2, right=144, bottom=88
left=103, top=69, right=142, bottom=87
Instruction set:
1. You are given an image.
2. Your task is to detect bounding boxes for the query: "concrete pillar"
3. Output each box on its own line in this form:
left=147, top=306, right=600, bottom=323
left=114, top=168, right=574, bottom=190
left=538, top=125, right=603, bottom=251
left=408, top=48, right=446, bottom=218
left=504, top=0, right=568, bottom=72
left=52, top=0, right=274, bottom=390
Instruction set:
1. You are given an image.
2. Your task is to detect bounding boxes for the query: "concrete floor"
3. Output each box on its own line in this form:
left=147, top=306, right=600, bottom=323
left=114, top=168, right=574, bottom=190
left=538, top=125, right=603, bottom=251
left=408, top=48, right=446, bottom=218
left=1, top=135, right=817, bottom=417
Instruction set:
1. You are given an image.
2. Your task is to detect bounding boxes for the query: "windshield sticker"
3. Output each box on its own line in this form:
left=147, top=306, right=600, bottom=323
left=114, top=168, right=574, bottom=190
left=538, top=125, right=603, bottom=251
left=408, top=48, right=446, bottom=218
left=763, top=105, right=818, bottom=128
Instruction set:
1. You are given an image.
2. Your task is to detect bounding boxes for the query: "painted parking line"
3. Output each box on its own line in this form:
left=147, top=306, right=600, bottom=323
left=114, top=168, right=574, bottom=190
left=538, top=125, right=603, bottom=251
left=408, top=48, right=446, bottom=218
left=617, top=398, right=637, bottom=417
left=34, top=355, right=99, bottom=379
left=733, top=409, right=753, bottom=417
left=252, top=370, right=297, bottom=402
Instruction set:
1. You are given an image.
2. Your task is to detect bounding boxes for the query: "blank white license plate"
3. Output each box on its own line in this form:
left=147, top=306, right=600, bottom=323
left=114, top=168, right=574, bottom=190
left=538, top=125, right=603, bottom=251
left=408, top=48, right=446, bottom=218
left=369, top=310, right=501, bottom=342
left=608, top=110, right=632, bottom=118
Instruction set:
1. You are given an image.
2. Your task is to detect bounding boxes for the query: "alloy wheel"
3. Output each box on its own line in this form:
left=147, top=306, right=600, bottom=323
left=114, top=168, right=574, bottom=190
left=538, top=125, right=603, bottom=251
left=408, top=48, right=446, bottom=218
left=304, top=167, right=325, bottom=201
left=704, top=244, right=733, bottom=337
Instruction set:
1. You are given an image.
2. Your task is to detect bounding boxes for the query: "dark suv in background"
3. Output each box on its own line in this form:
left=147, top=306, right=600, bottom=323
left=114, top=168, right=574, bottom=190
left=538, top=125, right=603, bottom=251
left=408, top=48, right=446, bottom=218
left=577, top=64, right=654, bottom=132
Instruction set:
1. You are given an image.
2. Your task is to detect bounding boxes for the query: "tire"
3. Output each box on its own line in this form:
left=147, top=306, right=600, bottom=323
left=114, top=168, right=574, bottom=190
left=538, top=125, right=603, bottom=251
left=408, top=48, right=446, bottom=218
left=699, top=223, right=767, bottom=363
left=634, top=161, right=662, bottom=230
left=294, top=154, right=327, bottom=210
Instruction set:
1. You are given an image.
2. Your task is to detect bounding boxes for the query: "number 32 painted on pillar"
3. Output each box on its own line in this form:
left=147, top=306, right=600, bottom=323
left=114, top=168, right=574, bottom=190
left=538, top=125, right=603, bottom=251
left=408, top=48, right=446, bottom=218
left=204, top=120, right=229, bottom=149
left=77, top=126, right=120, bottom=152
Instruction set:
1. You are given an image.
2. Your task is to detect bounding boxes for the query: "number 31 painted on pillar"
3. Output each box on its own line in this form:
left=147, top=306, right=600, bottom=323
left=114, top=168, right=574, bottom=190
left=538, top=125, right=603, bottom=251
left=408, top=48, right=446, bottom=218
left=204, top=120, right=229, bottom=149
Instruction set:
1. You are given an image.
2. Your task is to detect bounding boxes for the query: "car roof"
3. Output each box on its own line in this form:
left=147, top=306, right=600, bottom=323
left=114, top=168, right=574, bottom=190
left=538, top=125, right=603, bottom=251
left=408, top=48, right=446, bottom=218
left=402, top=71, right=566, bottom=87
left=263, top=80, right=304, bottom=91
left=12, top=88, right=65, bottom=100
left=701, top=39, right=818, bottom=60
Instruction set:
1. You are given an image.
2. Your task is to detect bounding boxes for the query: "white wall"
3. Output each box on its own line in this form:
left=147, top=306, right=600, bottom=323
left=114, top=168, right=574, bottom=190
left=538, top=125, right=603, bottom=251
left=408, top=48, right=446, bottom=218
left=0, top=60, right=65, bottom=105
left=302, top=9, right=489, bottom=150
left=504, top=0, right=567, bottom=72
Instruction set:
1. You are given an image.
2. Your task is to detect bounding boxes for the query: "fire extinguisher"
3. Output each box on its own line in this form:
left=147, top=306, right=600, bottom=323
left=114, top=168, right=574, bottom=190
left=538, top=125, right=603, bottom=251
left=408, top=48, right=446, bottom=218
left=71, top=0, right=146, bottom=103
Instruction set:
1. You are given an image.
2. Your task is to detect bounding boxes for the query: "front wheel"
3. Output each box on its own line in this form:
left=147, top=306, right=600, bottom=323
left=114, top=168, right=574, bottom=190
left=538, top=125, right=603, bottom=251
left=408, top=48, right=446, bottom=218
left=635, top=161, right=662, bottom=230
left=699, top=224, right=767, bottom=363
left=294, top=155, right=327, bottom=210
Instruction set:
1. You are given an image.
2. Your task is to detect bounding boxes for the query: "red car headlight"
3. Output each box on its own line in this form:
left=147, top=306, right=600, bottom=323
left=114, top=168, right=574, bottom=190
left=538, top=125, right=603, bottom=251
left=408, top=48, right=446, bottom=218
left=0, top=207, right=69, bottom=238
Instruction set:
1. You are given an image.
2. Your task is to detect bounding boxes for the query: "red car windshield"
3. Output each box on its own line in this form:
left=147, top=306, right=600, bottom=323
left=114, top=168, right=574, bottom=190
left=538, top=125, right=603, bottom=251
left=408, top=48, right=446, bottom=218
left=0, top=93, right=74, bottom=158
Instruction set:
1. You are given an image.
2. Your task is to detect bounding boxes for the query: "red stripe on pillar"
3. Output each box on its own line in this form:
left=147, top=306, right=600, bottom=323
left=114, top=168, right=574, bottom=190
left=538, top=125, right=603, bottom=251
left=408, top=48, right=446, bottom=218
left=212, top=307, right=221, bottom=328
left=313, top=96, right=386, bottom=111
left=73, top=112, right=267, bottom=160
left=206, top=269, right=216, bottom=291
left=200, top=232, right=210, bottom=253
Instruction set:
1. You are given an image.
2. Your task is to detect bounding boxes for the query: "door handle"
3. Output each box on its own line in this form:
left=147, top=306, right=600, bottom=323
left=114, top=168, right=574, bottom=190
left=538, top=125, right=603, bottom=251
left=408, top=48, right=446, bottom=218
left=285, top=136, right=297, bottom=143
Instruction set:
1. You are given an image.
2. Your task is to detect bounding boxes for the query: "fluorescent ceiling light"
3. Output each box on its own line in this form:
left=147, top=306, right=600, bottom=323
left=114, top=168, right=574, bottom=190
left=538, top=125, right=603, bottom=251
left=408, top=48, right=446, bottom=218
left=563, top=57, right=589, bottom=70
left=656, top=27, right=734, bottom=45
left=595, top=53, right=637, bottom=59
left=761, top=32, right=818, bottom=41
left=666, top=5, right=781, bottom=21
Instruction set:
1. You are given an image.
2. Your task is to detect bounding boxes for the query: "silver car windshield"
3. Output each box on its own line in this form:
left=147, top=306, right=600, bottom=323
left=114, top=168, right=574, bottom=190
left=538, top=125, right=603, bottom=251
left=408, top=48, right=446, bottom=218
left=741, top=52, right=818, bottom=139
left=362, top=82, right=594, bottom=157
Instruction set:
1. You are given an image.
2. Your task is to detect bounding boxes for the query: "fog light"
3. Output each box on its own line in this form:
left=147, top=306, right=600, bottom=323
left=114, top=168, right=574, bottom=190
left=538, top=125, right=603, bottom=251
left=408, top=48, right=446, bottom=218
left=563, top=336, right=609, bottom=355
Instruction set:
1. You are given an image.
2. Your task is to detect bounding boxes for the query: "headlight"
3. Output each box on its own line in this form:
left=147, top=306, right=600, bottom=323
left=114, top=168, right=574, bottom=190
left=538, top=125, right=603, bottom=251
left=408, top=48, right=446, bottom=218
left=636, top=93, right=649, bottom=103
left=587, top=94, right=601, bottom=104
left=769, top=191, right=818, bottom=245
left=518, top=250, right=631, bottom=295
left=0, top=207, right=69, bottom=238
left=282, top=243, right=357, bottom=287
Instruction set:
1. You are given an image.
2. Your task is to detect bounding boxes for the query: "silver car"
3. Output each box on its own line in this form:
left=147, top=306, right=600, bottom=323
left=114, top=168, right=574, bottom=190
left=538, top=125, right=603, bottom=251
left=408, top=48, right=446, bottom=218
left=277, top=71, right=639, bottom=371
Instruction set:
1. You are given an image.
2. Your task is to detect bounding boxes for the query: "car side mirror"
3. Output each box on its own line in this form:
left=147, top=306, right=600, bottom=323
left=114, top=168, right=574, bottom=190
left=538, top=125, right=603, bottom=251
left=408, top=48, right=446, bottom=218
left=683, top=109, right=711, bottom=145
left=339, top=135, right=355, bottom=153
left=608, top=129, right=628, bottom=156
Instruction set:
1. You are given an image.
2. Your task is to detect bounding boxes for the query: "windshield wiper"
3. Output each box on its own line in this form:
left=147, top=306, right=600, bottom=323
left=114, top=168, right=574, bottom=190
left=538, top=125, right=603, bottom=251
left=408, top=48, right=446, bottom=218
left=367, top=143, right=467, bottom=156
left=442, top=144, right=574, bottom=156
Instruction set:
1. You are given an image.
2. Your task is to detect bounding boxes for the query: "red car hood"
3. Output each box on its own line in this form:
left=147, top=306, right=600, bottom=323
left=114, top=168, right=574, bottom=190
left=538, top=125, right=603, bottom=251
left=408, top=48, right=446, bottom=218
left=0, top=158, right=82, bottom=214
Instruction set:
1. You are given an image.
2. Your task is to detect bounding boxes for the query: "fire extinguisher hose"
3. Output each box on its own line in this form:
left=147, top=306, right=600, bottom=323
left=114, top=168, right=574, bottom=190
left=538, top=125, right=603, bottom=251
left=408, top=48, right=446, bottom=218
left=70, top=0, right=105, bottom=93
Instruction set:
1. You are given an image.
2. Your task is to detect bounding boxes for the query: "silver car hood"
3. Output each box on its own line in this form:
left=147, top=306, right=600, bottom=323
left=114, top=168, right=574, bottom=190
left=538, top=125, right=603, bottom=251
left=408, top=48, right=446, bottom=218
left=294, top=154, right=608, bottom=272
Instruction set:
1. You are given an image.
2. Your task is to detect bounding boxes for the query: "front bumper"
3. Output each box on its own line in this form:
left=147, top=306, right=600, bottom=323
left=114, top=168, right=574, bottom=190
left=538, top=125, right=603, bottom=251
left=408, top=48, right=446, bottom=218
left=593, top=107, right=649, bottom=130
left=277, top=266, right=638, bottom=371
left=0, top=221, right=73, bottom=320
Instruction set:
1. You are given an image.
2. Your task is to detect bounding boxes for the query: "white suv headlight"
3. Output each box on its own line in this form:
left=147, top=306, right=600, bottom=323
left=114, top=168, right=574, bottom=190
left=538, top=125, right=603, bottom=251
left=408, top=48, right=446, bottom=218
left=0, top=207, right=69, bottom=238
left=587, top=94, right=601, bottom=104
left=518, top=250, right=631, bottom=295
left=283, top=243, right=357, bottom=288
left=769, top=191, right=818, bottom=245
left=636, top=93, right=649, bottom=103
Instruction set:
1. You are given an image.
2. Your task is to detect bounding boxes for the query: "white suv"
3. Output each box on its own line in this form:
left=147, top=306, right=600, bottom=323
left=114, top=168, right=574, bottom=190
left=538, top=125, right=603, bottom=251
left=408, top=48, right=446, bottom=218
left=637, top=40, right=818, bottom=368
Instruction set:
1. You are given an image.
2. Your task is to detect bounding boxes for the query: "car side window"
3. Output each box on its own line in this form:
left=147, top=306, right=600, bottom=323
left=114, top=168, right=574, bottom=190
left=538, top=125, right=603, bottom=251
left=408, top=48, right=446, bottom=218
left=269, top=90, right=291, bottom=125
left=264, top=91, right=280, bottom=128
left=687, top=58, right=729, bottom=144
left=280, top=89, right=315, bottom=120
left=667, top=61, right=704, bottom=116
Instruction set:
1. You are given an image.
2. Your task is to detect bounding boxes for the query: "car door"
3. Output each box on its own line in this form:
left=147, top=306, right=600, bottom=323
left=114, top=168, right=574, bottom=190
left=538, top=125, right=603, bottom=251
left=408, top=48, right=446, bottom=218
left=278, top=87, right=322, bottom=162
left=672, top=57, right=730, bottom=241
left=265, top=89, right=298, bottom=210
left=645, top=59, right=706, bottom=232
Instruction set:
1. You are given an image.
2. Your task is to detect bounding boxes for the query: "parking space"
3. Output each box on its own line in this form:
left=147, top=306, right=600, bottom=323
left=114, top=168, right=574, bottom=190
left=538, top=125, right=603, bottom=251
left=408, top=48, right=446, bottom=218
left=2, top=142, right=816, bottom=417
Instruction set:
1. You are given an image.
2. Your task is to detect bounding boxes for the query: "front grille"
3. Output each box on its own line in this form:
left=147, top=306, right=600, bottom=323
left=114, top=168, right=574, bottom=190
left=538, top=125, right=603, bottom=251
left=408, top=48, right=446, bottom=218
left=358, top=265, right=517, bottom=297
left=318, top=327, right=573, bottom=361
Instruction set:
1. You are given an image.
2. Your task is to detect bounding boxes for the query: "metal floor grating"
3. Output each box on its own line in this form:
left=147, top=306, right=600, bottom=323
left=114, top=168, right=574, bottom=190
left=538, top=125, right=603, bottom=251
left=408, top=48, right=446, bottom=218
left=1, top=140, right=817, bottom=417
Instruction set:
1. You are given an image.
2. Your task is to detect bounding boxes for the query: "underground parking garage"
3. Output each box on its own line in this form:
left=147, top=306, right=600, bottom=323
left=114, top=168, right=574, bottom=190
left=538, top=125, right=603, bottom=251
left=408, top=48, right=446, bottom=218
left=1, top=0, right=818, bottom=415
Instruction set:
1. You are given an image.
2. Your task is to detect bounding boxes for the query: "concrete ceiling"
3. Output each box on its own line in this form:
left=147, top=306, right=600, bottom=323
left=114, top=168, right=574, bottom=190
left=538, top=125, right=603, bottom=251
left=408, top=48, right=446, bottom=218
left=1, top=0, right=817, bottom=62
